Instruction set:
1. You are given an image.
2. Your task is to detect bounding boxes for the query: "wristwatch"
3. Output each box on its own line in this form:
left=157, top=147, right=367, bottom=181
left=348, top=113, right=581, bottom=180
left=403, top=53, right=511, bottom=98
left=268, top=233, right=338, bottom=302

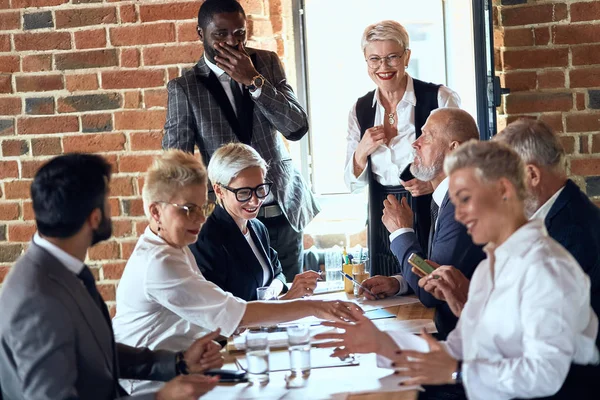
left=247, top=74, right=265, bottom=92
left=175, top=351, right=189, bottom=375
left=452, top=360, right=463, bottom=385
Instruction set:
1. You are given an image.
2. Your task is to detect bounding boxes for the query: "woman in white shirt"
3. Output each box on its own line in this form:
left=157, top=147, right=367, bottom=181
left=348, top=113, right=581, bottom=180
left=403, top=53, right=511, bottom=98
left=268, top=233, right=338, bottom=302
left=318, top=140, right=599, bottom=400
left=191, top=142, right=320, bottom=301
left=345, top=20, right=461, bottom=276
left=113, top=149, right=360, bottom=394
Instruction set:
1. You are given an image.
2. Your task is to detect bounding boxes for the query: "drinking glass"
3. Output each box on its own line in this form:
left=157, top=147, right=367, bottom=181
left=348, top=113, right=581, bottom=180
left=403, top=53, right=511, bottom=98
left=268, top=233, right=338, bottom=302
left=245, top=330, right=270, bottom=384
left=287, top=325, right=311, bottom=378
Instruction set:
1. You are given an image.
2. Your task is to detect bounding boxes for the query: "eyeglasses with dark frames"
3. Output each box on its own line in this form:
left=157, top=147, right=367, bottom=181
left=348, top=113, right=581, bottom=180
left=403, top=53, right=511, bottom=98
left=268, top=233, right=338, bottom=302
left=365, top=48, right=408, bottom=69
left=158, top=201, right=216, bottom=219
left=220, top=182, right=273, bottom=203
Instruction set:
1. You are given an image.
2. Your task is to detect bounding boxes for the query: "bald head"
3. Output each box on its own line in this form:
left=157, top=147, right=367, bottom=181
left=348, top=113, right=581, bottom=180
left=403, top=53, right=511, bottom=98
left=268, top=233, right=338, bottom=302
left=427, top=108, right=480, bottom=144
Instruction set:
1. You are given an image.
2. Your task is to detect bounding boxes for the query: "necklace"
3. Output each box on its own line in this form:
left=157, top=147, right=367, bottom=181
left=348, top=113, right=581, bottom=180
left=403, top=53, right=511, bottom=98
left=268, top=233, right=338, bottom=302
left=388, top=111, right=396, bottom=125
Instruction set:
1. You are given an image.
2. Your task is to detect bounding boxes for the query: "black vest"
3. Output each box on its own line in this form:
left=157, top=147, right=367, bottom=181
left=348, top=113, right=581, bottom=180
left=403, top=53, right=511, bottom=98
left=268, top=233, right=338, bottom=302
left=355, top=78, right=440, bottom=275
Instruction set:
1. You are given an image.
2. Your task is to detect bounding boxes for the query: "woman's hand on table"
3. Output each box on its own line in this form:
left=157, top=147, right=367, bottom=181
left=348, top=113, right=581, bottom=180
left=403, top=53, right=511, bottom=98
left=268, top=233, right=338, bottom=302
left=391, top=329, right=458, bottom=386
left=401, top=178, right=434, bottom=197
left=183, top=329, right=224, bottom=374
left=280, top=270, right=321, bottom=300
left=353, top=125, right=387, bottom=174
left=313, top=307, right=399, bottom=359
left=310, top=299, right=364, bottom=323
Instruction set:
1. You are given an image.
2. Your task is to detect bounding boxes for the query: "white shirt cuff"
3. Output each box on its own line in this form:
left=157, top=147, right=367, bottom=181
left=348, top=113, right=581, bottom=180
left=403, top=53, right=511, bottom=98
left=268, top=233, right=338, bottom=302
left=393, top=275, right=409, bottom=296
left=250, top=87, right=262, bottom=98
left=389, top=228, right=414, bottom=242
left=376, top=330, right=430, bottom=368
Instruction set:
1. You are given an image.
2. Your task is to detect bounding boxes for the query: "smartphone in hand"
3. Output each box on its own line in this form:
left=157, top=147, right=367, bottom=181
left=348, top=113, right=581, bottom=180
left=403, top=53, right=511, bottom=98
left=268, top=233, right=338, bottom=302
left=400, top=163, right=415, bottom=182
left=204, top=369, right=248, bottom=383
left=408, top=253, right=436, bottom=276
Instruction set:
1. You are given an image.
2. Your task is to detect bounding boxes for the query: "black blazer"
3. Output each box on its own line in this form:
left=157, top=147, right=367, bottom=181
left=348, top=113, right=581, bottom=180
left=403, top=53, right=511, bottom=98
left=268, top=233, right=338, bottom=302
left=190, top=205, right=288, bottom=301
left=390, top=192, right=485, bottom=339
left=545, top=179, right=600, bottom=346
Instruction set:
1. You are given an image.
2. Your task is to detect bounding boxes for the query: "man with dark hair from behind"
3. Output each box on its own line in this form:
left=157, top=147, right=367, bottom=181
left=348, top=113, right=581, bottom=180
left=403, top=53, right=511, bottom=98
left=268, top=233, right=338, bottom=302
left=163, top=0, right=319, bottom=282
left=0, top=153, right=221, bottom=400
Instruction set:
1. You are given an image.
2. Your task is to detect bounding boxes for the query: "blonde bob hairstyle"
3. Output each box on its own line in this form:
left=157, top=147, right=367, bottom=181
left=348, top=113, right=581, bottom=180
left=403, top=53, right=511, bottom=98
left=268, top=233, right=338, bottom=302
left=361, top=20, right=410, bottom=53
left=443, top=140, right=528, bottom=201
left=207, top=142, right=268, bottom=186
left=142, top=149, right=208, bottom=219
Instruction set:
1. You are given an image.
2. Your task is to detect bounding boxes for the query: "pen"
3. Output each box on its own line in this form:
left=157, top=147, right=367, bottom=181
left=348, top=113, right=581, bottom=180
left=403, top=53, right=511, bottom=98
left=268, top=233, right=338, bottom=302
left=339, top=271, right=376, bottom=297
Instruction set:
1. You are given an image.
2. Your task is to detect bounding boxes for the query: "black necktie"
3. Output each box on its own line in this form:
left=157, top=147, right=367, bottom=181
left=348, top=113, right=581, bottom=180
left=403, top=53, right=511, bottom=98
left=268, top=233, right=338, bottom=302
left=229, top=76, right=252, bottom=144
left=78, top=265, right=111, bottom=324
left=428, top=199, right=440, bottom=257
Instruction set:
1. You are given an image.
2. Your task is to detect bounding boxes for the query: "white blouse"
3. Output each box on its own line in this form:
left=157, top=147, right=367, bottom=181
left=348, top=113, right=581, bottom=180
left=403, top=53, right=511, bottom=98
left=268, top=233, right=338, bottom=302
left=112, top=227, right=247, bottom=394
left=380, top=220, right=599, bottom=400
left=344, top=74, right=461, bottom=192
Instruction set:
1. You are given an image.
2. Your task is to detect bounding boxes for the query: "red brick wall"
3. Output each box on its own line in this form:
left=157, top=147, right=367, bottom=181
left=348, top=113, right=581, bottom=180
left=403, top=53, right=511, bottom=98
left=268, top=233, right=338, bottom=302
left=0, top=0, right=292, bottom=313
left=495, top=0, right=600, bottom=202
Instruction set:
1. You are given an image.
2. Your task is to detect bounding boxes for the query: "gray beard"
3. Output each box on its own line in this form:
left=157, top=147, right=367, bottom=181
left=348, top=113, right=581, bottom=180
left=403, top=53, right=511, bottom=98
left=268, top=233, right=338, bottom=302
left=410, top=152, right=444, bottom=182
left=524, top=194, right=540, bottom=219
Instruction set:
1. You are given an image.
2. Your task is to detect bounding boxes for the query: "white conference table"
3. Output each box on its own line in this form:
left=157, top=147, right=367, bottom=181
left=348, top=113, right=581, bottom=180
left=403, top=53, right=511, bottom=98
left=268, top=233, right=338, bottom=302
left=207, top=291, right=435, bottom=400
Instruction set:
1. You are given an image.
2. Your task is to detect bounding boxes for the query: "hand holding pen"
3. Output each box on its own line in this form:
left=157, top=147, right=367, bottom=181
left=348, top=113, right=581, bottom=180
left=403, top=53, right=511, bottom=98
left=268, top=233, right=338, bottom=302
left=339, top=271, right=376, bottom=298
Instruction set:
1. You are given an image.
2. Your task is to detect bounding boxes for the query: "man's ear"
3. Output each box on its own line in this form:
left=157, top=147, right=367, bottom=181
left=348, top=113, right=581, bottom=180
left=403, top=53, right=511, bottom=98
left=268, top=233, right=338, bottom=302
left=87, top=208, right=102, bottom=230
left=197, top=25, right=204, bottom=41
left=449, top=140, right=460, bottom=151
left=526, top=164, right=542, bottom=188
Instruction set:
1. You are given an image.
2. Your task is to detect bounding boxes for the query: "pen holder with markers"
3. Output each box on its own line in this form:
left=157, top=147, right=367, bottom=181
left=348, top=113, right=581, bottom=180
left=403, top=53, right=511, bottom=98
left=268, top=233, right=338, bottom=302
left=351, top=260, right=369, bottom=297
left=343, top=263, right=354, bottom=293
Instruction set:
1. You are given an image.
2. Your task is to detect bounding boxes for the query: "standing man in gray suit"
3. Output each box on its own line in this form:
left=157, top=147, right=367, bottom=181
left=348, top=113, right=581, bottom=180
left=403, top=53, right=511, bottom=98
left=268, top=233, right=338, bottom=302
left=0, top=154, right=222, bottom=400
left=162, top=0, right=319, bottom=281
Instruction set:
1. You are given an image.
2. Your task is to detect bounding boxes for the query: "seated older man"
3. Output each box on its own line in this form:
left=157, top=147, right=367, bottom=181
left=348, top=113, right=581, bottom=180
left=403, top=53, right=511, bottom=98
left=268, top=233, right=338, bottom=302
left=421, top=119, right=600, bottom=347
left=360, top=108, right=484, bottom=339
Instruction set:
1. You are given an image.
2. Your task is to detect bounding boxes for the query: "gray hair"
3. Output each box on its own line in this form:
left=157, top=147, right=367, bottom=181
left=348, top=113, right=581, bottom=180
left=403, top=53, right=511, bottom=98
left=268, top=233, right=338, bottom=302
left=428, top=108, right=480, bottom=144
left=444, top=140, right=527, bottom=201
left=361, top=20, right=410, bottom=52
left=142, top=150, right=208, bottom=219
left=208, top=142, right=268, bottom=186
left=494, top=119, right=565, bottom=172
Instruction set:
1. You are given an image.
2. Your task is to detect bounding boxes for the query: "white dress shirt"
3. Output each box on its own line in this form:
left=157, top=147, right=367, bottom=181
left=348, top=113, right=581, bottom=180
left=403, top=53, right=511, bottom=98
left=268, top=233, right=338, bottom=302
left=244, top=229, right=271, bottom=286
left=530, top=185, right=565, bottom=221
left=204, top=55, right=261, bottom=116
left=113, top=227, right=247, bottom=394
left=390, top=177, right=450, bottom=295
left=344, top=75, right=460, bottom=192
left=32, top=232, right=85, bottom=275
left=379, top=220, right=599, bottom=400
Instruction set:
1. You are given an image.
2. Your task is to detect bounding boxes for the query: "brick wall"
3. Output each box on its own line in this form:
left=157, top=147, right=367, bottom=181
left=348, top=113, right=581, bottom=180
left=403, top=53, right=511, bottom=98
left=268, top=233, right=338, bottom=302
left=494, top=0, right=600, bottom=203
left=0, top=0, right=294, bottom=314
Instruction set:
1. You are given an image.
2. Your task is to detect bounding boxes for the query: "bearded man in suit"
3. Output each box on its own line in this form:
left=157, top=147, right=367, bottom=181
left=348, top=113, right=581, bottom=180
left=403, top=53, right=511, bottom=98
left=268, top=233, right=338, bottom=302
left=0, top=153, right=222, bottom=400
left=162, top=0, right=319, bottom=281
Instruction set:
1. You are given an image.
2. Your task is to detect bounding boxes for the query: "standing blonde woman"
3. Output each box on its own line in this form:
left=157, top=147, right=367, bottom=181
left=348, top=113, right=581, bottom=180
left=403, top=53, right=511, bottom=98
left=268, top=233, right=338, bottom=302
left=319, top=141, right=598, bottom=400
left=191, top=143, right=320, bottom=301
left=345, top=20, right=461, bottom=276
left=113, top=150, right=361, bottom=395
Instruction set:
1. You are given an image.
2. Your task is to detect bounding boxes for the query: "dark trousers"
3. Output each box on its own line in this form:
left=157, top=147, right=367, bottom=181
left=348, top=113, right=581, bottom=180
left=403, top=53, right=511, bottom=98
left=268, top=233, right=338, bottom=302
left=368, top=182, right=432, bottom=277
left=257, top=214, right=303, bottom=282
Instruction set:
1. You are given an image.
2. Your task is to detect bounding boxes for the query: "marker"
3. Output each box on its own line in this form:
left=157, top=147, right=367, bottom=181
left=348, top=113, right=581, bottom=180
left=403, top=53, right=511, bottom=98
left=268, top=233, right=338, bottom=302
left=339, top=271, right=376, bottom=297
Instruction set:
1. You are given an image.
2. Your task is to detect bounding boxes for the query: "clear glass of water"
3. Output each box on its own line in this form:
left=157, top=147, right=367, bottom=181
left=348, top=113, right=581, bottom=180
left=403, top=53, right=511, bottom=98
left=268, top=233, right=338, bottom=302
left=256, top=286, right=272, bottom=301
left=324, top=246, right=343, bottom=290
left=287, top=325, right=311, bottom=378
left=245, top=330, right=270, bottom=384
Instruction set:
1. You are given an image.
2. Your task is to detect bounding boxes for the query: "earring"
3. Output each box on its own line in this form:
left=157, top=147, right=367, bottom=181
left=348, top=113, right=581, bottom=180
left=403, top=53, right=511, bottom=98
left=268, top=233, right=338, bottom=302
left=503, top=196, right=507, bottom=201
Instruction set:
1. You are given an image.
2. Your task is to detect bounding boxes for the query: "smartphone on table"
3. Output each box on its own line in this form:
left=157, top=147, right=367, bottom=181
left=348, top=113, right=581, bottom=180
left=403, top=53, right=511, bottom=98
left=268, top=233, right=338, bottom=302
left=407, top=253, right=436, bottom=276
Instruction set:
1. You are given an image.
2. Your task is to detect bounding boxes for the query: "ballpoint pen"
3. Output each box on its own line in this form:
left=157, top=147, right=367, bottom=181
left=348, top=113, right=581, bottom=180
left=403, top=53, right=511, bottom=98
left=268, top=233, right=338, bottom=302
left=339, top=271, right=376, bottom=297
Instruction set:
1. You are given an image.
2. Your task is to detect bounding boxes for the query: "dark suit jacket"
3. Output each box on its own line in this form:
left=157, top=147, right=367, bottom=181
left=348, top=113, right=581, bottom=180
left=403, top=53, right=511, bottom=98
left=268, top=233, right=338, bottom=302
left=162, top=49, right=320, bottom=232
left=390, top=192, right=485, bottom=339
left=190, top=205, right=288, bottom=301
left=545, top=179, right=600, bottom=346
left=0, top=243, right=176, bottom=400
